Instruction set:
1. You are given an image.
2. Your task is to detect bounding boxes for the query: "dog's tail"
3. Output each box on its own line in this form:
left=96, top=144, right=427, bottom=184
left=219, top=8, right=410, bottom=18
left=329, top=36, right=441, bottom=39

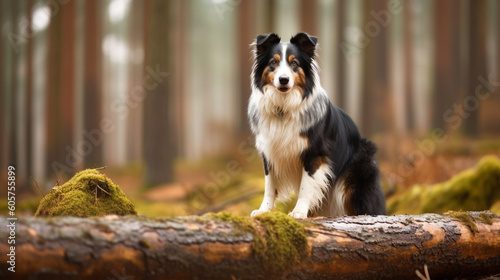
left=342, top=138, right=386, bottom=216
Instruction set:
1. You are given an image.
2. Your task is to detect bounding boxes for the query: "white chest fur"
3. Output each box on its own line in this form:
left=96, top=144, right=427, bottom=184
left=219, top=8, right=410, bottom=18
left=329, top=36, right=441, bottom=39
left=255, top=115, right=306, bottom=202
left=255, top=112, right=307, bottom=170
left=249, top=87, right=309, bottom=202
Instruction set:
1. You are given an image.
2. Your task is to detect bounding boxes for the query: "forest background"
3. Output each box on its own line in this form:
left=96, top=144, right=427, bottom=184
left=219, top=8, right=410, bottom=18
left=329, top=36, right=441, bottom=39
left=1, top=0, right=499, bottom=217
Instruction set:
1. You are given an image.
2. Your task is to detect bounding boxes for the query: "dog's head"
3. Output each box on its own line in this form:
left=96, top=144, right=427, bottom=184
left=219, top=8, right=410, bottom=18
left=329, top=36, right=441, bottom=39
left=252, top=32, right=318, bottom=98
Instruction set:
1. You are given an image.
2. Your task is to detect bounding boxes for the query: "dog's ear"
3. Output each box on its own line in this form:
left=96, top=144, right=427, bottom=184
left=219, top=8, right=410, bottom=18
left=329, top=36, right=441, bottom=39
left=290, top=32, right=317, bottom=57
left=254, top=33, right=281, bottom=56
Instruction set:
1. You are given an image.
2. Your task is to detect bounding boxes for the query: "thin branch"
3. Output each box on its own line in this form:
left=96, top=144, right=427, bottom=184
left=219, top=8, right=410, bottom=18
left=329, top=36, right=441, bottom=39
left=31, top=177, right=44, bottom=196
left=197, top=190, right=263, bottom=214
left=95, top=184, right=111, bottom=196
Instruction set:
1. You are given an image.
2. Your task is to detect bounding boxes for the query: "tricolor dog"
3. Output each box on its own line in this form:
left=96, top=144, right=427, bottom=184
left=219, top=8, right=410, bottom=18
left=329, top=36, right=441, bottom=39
left=248, top=32, right=386, bottom=218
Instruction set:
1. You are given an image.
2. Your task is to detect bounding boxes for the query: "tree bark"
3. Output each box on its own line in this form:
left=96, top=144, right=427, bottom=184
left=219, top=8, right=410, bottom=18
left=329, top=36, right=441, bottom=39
left=362, top=0, right=389, bottom=136
left=47, top=0, right=75, bottom=178
left=237, top=0, right=256, bottom=136
left=464, top=0, right=488, bottom=137
left=1, top=212, right=500, bottom=279
left=403, top=0, right=414, bottom=132
left=142, top=0, right=176, bottom=186
left=433, top=0, right=460, bottom=131
left=299, top=0, right=317, bottom=35
left=83, top=0, right=104, bottom=168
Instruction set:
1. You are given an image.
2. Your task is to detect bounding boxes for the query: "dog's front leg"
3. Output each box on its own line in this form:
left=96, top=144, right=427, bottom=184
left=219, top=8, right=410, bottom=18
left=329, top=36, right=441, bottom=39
left=251, top=174, right=276, bottom=217
left=289, top=166, right=330, bottom=219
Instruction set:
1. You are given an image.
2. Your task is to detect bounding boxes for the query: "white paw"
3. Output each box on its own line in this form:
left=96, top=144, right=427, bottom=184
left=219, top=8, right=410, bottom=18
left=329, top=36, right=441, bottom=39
left=251, top=209, right=268, bottom=217
left=288, top=211, right=308, bottom=219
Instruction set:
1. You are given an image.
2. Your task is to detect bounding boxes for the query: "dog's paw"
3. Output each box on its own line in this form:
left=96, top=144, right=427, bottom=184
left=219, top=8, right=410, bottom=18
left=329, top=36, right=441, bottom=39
left=251, top=209, right=268, bottom=217
left=288, top=211, right=308, bottom=219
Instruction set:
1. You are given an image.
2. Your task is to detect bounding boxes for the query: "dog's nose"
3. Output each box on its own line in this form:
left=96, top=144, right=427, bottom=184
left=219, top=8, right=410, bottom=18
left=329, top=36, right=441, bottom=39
left=279, top=76, right=289, bottom=85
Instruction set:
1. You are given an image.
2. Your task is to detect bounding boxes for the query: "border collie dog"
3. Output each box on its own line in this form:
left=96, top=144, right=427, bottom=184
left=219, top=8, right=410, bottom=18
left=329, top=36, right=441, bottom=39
left=248, top=33, right=386, bottom=218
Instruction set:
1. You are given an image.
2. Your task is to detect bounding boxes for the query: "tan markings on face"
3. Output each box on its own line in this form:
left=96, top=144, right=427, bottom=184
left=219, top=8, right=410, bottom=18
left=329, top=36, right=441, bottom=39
left=287, top=54, right=306, bottom=93
left=292, top=67, right=306, bottom=93
left=262, top=54, right=280, bottom=86
left=262, top=66, right=275, bottom=85
left=274, top=54, right=281, bottom=62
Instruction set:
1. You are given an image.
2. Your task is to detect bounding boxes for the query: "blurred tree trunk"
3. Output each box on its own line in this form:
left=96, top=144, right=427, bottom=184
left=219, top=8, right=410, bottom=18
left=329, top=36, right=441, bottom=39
left=237, top=0, right=257, bottom=135
left=480, top=0, right=500, bottom=134
left=183, top=1, right=205, bottom=159
left=143, top=0, right=176, bottom=186
left=317, top=0, right=338, bottom=102
left=170, top=0, right=185, bottom=157
left=0, top=1, right=3, bottom=175
left=300, top=0, right=317, bottom=35
left=336, top=0, right=346, bottom=108
left=46, top=3, right=63, bottom=177
left=126, top=0, right=145, bottom=162
left=411, top=0, right=433, bottom=134
left=389, top=4, right=406, bottom=134
left=255, top=0, right=276, bottom=33
left=72, top=0, right=85, bottom=172
left=32, top=3, right=49, bottom=182
left=433, top=0, right=460, bottom=131
left=25, top=0, right=33, bottom=182
left=83, top=0, right=103, bottom=167
left=464, top=0, right=487, bottom=137
left=0, top=1, right=13, bottom=175
left=101, top=0, right=130, bottom=166
left=2, top=212, right=500, bottom=279
left=60, top=0, right=75, bottom=172
left=14, top=0, right=28, bottom=189
left=498, top=0, right=500, bottom=83
left=344, top=0, right=363, bottom=125
left=47, top=0, right=75, bottom=178
left=403, top=0, right=414, bottom=131
left=362, top=0, right=389, bottom=136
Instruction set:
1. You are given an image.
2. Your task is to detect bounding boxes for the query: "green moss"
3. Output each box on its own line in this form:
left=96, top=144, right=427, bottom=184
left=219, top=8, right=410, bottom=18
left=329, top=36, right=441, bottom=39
left=255, top=211, right=308, bottom=272
left=208, top=211, right=308, bottom=274
left=405, top=218, right=414, bottom=224
left=35, top=169, right=137, bottom=217
left=490, top=201, right=500, bottom=214
left=444, top=211, right=478, bottom=234
left=387, top=185, right=425, bottom=214
left=476, top=140, right=500, bottom=153
left=477, top=212, right=493, bottom=225
left=388, top=156, right=500, bottom=215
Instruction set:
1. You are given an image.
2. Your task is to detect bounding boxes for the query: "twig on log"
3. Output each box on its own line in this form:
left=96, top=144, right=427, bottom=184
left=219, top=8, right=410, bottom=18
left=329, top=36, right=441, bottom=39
left=197, top=190, right=263, bottom=214
left=416, top=264, right=431, bottom=280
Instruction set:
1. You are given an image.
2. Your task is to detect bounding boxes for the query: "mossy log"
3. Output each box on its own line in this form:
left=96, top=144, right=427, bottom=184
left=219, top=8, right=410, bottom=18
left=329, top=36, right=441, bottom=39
left=1, top=212, right=500, bottom=279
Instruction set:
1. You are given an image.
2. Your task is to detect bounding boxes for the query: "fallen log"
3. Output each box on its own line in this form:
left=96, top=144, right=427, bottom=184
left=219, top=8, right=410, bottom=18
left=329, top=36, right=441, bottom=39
left=1, top=211, right=500, bottom=279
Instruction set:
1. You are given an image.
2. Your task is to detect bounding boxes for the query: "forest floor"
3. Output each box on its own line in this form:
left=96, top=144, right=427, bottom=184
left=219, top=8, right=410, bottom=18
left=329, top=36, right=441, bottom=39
left=102, top=136, right=500, bottom=217
left=2, top=137, right=500, bottom=217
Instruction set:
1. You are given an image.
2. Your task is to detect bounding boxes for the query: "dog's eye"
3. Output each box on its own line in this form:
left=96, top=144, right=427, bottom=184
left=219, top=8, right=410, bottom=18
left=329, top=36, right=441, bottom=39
left=270, top=58, right=278, bottom=66
left=291, top=60, right=299, bottom=67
